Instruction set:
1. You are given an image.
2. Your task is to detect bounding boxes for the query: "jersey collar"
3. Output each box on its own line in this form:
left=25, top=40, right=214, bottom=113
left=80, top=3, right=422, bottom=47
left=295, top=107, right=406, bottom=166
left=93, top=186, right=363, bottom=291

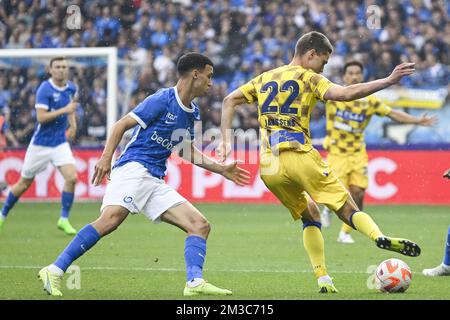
left=173, top=86, right=194, bottom=113
left=49, top=78, right=69, bottom=91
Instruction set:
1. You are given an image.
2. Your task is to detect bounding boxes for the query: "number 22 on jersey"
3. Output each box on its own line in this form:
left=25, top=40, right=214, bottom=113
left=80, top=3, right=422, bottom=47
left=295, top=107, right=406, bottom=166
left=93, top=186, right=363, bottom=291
left=260, top=80, right=300, bottom=115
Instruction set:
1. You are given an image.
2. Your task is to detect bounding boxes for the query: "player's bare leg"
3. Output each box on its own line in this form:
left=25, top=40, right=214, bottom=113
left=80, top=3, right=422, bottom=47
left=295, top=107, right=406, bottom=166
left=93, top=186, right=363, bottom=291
left=91, top=205, right=130, bottom=236
left=337, top=185, right=365, bottom=244
left=335, top=199, right=421, bottom=257
left=302, top=199, right=338, bottom=293
left=0, top=177, right=34, bottom=232
left=56, top=164, right=78, bottom=235
left=7, top=177, right=34, bottom=198
left=161, top=202, right=232, bottom=296
left=39, top=205, right=129, bottom=296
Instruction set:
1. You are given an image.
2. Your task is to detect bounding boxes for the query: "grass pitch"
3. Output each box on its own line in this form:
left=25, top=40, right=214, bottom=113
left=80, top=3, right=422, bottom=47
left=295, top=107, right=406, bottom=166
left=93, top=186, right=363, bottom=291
left=0, top=202, right=448, bottom=300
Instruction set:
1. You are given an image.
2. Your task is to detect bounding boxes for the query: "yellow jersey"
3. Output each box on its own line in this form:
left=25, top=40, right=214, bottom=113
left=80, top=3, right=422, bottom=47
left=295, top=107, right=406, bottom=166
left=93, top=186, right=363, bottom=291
left=323, top=96, right=392, bottom=154
left=239, top=65, right=334, bottom=154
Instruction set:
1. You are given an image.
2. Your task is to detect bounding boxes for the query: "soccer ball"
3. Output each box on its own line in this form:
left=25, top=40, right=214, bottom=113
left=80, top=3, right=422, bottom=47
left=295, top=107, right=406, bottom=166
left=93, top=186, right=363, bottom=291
left=374, top=258, right=412, bottom=293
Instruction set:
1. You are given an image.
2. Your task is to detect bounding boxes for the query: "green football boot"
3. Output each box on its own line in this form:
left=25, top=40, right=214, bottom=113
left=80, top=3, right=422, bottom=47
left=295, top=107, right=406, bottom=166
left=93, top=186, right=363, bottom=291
left=38, top=267, right=63, bottom=296
left=57, top=218, right=77, bottom=235
left=183, top=280, right=232, bottom=296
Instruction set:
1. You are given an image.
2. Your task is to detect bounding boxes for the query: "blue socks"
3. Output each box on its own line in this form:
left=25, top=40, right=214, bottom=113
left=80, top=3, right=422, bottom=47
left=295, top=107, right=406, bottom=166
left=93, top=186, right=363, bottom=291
left=1, top=191, right=74, bottom=219
left=185, top=235, right=206, bottom=282
left=60, top=191, right=74, bottom=219
left=1, top=192, right=18, bottom=218
left=53, top=224, right=100, bottom=272
left=444, top=225, right=450, bottom=266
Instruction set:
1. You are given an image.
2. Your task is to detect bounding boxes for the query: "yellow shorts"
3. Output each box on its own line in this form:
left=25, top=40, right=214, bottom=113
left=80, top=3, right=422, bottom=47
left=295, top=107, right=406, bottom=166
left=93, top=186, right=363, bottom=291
left=260, top=149, right=349, bottom=221
left=327, top=152, right=369, bottom=189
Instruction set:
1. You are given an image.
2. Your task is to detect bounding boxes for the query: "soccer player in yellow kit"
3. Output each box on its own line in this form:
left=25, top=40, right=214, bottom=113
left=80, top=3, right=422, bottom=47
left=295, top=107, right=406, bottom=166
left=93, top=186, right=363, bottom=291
left=218, top=31, right=421, bottom=293
left=321, top=61, right=437, bottom=244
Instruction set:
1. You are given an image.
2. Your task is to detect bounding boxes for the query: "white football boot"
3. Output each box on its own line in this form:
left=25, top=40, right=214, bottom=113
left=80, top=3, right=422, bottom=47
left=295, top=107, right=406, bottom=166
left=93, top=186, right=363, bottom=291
left=422, top=263, right=450, bottom=276
left=337, top=231, right=355, bottom=244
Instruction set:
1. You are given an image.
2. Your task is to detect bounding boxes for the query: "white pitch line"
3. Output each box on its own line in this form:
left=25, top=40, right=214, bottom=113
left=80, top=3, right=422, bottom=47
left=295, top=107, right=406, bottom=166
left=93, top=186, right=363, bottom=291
left=0, top=265, right=370, bottom=274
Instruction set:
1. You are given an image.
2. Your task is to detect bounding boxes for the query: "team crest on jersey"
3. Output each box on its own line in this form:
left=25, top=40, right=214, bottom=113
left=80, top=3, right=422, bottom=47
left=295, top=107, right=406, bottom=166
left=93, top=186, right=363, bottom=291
left=53, top=92, right=61, bottom=102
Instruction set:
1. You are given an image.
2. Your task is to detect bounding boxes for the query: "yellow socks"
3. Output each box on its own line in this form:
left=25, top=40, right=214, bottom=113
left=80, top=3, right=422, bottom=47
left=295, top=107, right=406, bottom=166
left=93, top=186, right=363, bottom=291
left=350, top=211, right=383, bottom=241
left=303, top=223, right=327, bottom=278
left=340, top=222, right=353, bottom=234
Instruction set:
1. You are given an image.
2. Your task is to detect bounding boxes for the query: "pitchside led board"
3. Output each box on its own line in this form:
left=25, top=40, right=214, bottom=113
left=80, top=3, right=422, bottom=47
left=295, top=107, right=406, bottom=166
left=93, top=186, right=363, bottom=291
left=0, top=149, right=449, bottom=205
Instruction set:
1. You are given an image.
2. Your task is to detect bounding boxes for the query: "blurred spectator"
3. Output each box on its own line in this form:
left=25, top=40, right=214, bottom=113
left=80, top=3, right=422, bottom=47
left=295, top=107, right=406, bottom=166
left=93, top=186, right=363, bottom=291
left=153, top=46, right=176, bottom=83
left=419, top=53, right=450, bottom=88
left=0, top=0, right=448, bottom=148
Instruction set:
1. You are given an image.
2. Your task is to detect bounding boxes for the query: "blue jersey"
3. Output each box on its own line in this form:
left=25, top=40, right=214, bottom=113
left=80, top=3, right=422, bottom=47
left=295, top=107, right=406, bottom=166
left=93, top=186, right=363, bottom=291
left=114, top=87, right=201, bottom=179
left=32, top=79, right=77, bottom=147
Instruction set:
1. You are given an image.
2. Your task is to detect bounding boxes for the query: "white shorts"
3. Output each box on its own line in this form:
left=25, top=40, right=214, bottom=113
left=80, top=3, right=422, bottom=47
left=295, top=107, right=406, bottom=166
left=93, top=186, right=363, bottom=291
left=21, top=142, right=76, bottom=179
left=101, top=162, right=187, bottom=223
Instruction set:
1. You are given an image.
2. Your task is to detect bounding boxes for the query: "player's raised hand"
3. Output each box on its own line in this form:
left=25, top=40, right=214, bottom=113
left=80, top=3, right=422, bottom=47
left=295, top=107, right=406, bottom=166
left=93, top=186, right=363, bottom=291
left=417, top=112, right=438, bottom=127
left=220, top=160, right=251, bottom=186
left=387, top=62, right=415, bottom=85
left=92, top=156, right=112, bottom=186
left=217, top=140, right=232, bottom=163
left=443, top=169, right=450, bottom=179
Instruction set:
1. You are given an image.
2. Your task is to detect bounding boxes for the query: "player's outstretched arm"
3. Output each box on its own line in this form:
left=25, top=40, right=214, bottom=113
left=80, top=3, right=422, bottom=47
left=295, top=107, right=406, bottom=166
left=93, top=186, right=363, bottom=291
left=184, top=142, right=250, bottom=186
left=388, top=110, right=438, bottom=126
left=324, top=62, right=415, bottom=101
left=443, top=169, right=450, bottom=179
left=91, top=115, right=138, bottom=186
left=36, top=101, right=77, bottom=124
left=218, top=89, right=249, bottom=162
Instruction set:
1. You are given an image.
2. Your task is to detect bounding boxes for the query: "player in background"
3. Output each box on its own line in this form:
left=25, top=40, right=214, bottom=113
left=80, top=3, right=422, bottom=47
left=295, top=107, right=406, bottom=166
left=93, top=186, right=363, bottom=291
left=422, top=168, right=450, bottom=276
left=38, top=53, right=250, bottom=297
left=321, top=61, right=437, bottom=244
left=0, top=57, right=78, bottom=235
left=218, top=31, right=421, bottom=293
left=0, top=105, right=18, bottom=195
left=0, top=107, right=19, bottom=148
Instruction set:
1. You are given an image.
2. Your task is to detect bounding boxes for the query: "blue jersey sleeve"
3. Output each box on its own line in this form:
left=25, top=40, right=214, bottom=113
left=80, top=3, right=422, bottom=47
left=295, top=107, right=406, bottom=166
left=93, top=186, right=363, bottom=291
left=129, top=91, right=166, bottom=129
left=35, top=83, right=51, bottom=110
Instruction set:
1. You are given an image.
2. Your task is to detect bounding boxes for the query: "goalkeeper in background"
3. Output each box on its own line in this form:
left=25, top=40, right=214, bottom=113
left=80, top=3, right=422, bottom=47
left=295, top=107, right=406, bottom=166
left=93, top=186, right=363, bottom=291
left=321, top=60, right=437, bottom=244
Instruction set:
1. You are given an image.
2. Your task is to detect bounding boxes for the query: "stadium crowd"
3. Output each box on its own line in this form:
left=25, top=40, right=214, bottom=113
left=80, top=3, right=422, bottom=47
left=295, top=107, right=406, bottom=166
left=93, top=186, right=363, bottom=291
left=0, top=0, right=449, bottom=147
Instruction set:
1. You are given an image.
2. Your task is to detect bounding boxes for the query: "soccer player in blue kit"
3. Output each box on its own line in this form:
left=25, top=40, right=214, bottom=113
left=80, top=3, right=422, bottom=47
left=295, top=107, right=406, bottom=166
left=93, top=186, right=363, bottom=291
left=422, top=168, right=450, bottom=276
left=38, top=53, right=251, bottom=297
left=0, top=57, right=78, bottom=235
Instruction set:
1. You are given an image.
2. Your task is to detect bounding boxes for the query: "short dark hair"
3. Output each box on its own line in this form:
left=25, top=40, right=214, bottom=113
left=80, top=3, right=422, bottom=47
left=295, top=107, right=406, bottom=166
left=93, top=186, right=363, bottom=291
left=177, top=52, right=213, bottom=76
left=295, top=31, right=333, bottom=57
left=49, top=56, right=67, bottom=67
left=343, top=60, right=364, bottom=74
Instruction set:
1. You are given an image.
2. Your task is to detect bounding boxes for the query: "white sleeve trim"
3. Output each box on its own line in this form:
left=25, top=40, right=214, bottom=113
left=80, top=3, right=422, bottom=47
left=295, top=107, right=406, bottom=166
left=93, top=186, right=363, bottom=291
left=129, top=112, right=147, bottom=129
left=35, top=103, right=49, bottom=110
